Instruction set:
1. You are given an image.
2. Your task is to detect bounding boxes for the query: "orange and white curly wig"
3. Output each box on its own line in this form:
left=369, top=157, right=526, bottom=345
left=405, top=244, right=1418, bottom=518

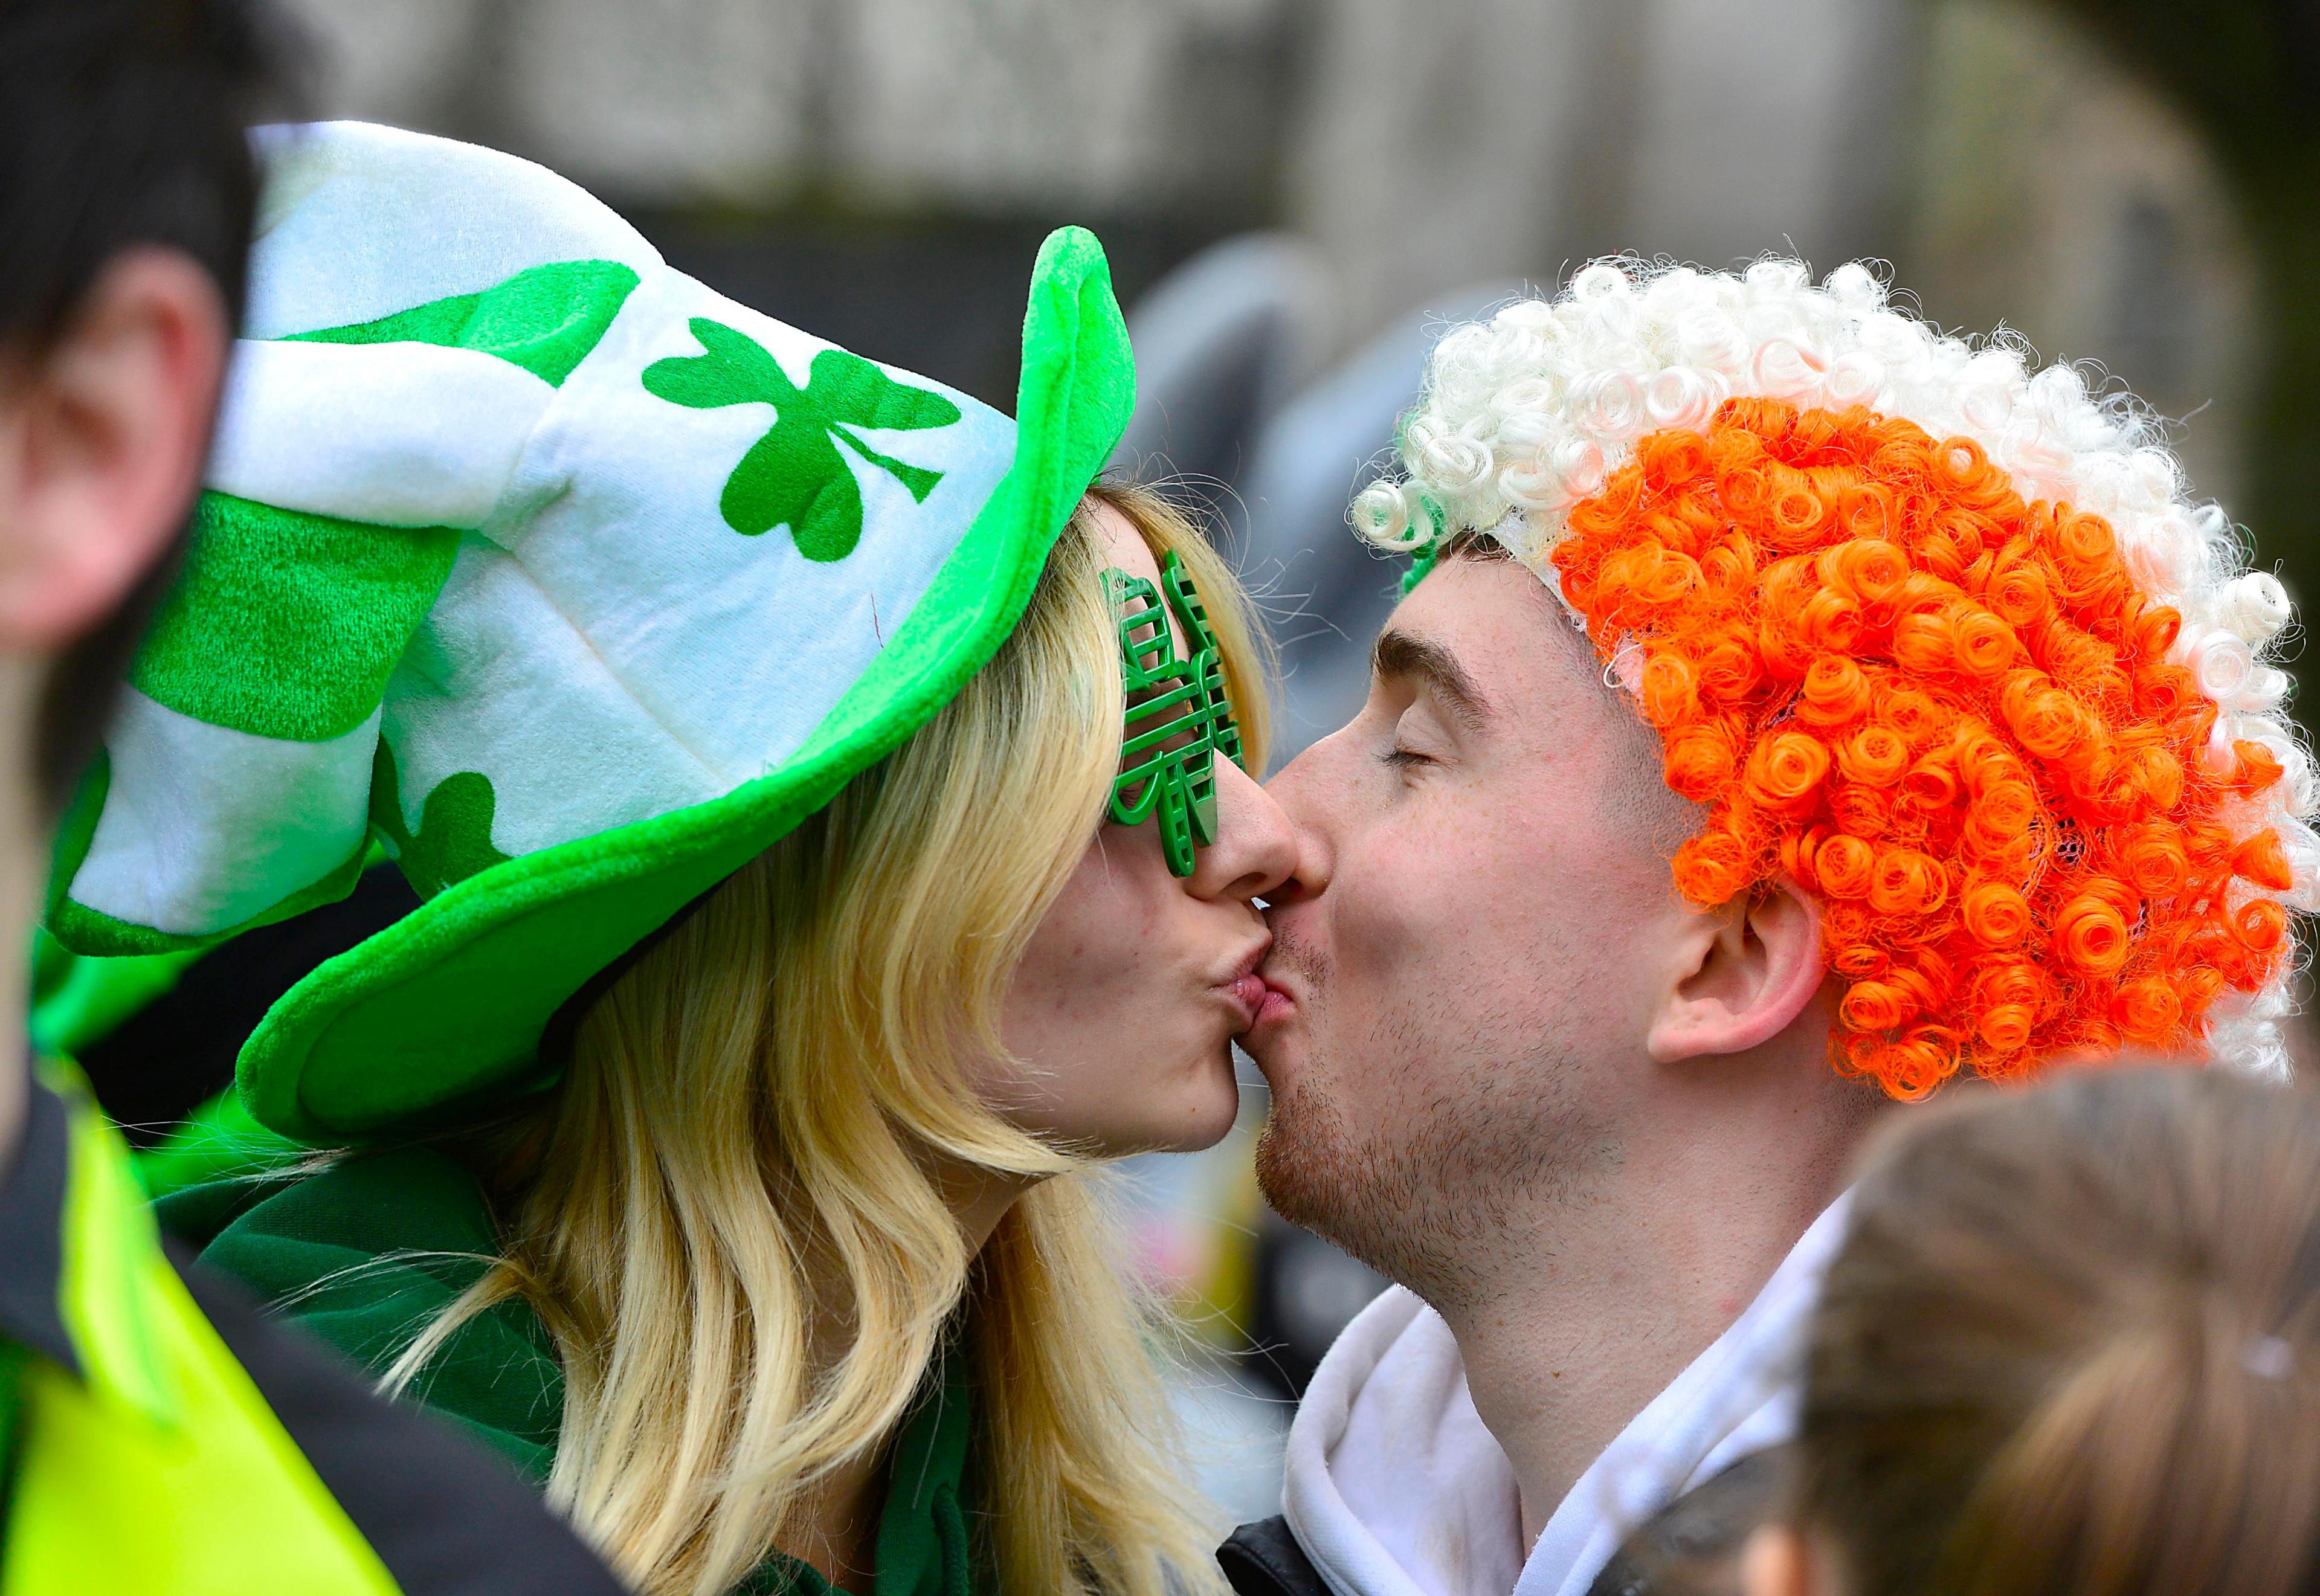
left=1354, top=258, right=2312, bottom=1098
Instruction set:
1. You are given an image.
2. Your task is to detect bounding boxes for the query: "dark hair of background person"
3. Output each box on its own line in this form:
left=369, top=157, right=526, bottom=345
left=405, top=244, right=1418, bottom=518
left=1790, top=1067, right=2320, bottom=1596
left=0, top=0, right=286, bottom=811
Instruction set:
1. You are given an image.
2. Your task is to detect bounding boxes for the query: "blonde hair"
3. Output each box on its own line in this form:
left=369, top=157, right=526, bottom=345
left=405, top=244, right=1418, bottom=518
left=387, top=481, right=1268, bottom=1596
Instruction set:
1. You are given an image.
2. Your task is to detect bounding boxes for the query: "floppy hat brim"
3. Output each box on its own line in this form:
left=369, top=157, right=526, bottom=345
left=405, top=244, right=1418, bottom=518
left=239, top=226, right=1134, bottom=1141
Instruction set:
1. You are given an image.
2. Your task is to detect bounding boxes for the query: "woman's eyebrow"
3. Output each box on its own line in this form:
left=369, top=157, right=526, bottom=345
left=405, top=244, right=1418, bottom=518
left=1372, top=628, right=1490, bottom=731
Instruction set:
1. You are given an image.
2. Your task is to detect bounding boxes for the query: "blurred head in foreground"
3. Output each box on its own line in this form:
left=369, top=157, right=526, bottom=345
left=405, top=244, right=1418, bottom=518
left=0, top=0, right=272, bottom=1154
left=1747, top=1067, right=2320, bottom=1596
left=0, top=0, right=274, bottom=816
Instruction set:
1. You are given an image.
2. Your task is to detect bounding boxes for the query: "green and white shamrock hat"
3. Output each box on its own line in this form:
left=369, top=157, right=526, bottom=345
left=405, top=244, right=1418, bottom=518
left=44, top=121, right=1135, bottom=1141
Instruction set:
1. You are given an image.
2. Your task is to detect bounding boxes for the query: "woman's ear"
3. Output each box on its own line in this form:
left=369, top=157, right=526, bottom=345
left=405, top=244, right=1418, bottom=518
left=0, top=248, right=227, bottom=654
left=1646, top=876, right=1824, bottom=1064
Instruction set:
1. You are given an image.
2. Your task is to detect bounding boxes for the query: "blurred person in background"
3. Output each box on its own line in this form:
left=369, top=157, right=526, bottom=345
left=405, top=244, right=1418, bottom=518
left=1227, top=257, right=2312, bottom=1596
left=1743, top=1067, right=2320, bottom=1596
left=0, top=5, right=631, bottom=1592
left=68, top=120, right=1300, bottom=1596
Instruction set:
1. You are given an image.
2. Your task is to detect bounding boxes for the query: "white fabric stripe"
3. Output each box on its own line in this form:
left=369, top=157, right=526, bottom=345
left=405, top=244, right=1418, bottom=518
left=69, top=690, right=379, bottom=939
left=246, top=121, right=660, bottom=341
left=208, top=339, right=553, bottom=530
left=382, top=539, right=724, bottom=861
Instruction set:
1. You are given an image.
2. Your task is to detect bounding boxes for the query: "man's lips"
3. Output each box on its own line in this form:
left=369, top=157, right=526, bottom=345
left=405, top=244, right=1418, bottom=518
left=1244, top=958, right=1298, bottom=1040
left=1252, top=946, right=1308, bottom=1048
left=1255, top=950, right=1305, bottom=1005
left=1249, top=982, right=1296, bottom=1034
left=1220, top=973, right=1295, bottom=1038
left=1218, top=937, right=1280, bottom=1032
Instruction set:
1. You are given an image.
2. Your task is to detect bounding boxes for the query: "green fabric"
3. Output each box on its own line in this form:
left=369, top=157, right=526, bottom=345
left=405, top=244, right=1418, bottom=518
left=135, top=1089, right=305, bottom=1201
left=240, top=224, right=1136, bottom=1142
left=176, top=1153, right=983, bottom=1594
left=161, top=1147, right=564, bottom=1480
left=4, top=1072, right=403, bottom=1594
left=643, top=323, right=964, bottom=560
left=40, top=758, right=109, bottom=948
left=371, top=744, right=513, bottom=900
left=287, top=259, right=642, bottom=388
left=49, top=257, right=639, bottom=957
left=33, top=845, right=373, bottom=1199
left=134, top=492, right=462, bottom=743
left=1395, top=491, right=1447, bottom=596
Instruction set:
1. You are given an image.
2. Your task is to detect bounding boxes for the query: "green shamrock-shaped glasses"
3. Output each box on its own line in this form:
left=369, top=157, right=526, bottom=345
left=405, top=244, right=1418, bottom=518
left=1104, top=551, right=1247, bottom=876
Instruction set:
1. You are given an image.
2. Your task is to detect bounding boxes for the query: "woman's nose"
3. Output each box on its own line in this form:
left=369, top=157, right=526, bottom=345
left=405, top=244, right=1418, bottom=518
left=1192, top=755, right=1300, bottom=902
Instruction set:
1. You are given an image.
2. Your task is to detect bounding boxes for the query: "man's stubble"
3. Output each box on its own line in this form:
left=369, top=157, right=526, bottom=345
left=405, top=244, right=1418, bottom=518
left=1253, top=923, right=1614, bottom=1315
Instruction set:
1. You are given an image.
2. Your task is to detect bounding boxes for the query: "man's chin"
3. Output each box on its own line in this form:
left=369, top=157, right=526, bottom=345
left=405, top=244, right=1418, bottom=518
left=1240, top=993, right=1300, bottom=1080
left=1251, top=1117, right=1316, bottom=1233
left=1240, top=1026, right=1290, bottom=1089
left=1253, top=1081, right=1355, bottom=1238
left=1255, top=1075, right=1455, bottom=1300
left=1234, top=1002, right=1308, bottom=1090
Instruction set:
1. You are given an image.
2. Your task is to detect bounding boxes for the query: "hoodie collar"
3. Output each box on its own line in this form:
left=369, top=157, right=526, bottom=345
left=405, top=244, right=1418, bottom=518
left=1281, top=1194, right=1852, bottom=1596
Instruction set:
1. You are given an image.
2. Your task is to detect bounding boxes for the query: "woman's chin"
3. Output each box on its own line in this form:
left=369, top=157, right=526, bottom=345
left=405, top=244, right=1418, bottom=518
left=1144, top=1077, right=1245, bottom=1156
left=1077, top=1085, right=1243, bottom=1159
left=1157, top=1107, right=1240, bottom=1156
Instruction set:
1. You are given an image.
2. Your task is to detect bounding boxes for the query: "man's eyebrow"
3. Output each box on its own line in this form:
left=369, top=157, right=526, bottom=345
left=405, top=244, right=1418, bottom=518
left=1373, top=629, right=1490, bottom=730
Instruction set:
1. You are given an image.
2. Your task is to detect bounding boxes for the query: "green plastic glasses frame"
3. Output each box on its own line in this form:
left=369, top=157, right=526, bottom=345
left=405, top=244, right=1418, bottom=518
left=1103, top=550, right=1247, bottom=876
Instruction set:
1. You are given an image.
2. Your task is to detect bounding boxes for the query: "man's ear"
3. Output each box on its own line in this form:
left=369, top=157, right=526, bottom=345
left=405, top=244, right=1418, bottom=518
left=1647, top=875, right=1825, bottom=1064
left=0, top=248, right=228, bottom=655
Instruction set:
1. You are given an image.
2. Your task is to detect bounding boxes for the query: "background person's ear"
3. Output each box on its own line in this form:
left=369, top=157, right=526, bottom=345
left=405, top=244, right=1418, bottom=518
left=0, top=248, right=228, bottom=654
left=1647, top=875, right=1825, bottom=1064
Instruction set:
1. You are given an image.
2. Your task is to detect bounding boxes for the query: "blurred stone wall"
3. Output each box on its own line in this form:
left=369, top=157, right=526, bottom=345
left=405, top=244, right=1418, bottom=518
left=1286, top=0, right=1919, bottom=336
left=269, top=0, right=2259, bottom=502
left=1906, top=0, right=2257, bottom=508
left=268, top=0, right=1299, bottom=404
left=274, top=0, right=1295, bottom=210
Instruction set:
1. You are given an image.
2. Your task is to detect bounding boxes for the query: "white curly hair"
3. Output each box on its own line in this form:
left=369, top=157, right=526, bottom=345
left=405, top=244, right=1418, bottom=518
left=1353, top=256, right=2313, bottom=1078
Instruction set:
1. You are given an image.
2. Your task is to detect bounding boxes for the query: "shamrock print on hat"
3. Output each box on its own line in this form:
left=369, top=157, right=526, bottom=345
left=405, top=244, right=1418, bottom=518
left=643, top=318, right=964, bottom=561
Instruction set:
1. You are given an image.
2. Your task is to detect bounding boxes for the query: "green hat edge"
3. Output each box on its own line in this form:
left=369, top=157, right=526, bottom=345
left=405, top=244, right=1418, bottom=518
left=239, top=225, right=1136, bottom=1143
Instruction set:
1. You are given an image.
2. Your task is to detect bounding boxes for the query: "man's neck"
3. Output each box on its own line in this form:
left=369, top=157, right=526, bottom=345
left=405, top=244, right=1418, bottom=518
left=1432, top=1082, right=1866, bottom=1545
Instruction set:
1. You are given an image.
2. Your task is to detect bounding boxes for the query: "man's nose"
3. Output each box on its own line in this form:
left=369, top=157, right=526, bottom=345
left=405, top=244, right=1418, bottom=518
left=1193, top=756, right=1300, bottom=903
left=1252, top=735, right=1339, bottom=904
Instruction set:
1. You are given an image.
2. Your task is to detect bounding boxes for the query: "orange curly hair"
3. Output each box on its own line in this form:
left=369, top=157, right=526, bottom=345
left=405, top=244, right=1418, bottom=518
left=1552, top=397, right=2293, bottom=1099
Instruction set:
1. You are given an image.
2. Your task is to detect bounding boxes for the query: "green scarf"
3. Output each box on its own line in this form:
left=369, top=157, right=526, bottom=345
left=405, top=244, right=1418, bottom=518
left=158, top=1148, right=980, bottom=1596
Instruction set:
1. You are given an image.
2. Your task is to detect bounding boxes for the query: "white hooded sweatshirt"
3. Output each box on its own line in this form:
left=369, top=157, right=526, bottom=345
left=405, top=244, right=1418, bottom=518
left=1278, top=1195, right=1852, bottom=1596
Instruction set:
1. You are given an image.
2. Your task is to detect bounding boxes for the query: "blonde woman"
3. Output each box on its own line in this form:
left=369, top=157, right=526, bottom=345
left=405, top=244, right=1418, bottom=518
left=45, top=123, right=1295, bottom=1596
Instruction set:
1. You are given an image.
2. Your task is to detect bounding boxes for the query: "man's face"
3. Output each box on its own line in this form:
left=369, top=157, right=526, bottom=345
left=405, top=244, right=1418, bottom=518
left=1245, top=553, right=1703, bottom=1299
